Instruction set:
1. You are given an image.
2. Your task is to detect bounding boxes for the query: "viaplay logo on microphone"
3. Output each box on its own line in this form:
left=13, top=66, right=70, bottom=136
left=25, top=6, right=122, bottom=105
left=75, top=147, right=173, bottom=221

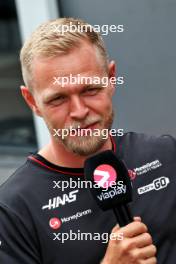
left=93, top=164, right=127, bottom=201
left=84, top=150, right=133, bottom=211
left=93, top=164, right=117, bottom=188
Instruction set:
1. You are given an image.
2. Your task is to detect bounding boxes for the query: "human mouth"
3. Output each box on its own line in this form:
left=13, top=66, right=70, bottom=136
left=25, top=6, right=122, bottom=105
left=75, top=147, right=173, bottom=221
left=80, top=122, right=99, bottom=130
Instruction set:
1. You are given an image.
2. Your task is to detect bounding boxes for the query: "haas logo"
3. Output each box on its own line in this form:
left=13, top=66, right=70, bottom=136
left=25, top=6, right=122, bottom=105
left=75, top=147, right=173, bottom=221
left=42, top=190, right=79, bottom=210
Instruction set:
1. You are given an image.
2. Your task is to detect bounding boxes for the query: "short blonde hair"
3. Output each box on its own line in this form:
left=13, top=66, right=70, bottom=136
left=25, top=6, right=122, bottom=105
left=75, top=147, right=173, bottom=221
left=20, top=17, right=108, bottom=90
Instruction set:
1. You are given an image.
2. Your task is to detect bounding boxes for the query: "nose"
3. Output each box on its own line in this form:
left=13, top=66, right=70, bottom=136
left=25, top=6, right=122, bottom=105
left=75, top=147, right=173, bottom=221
left=69, top=96, right=89, bottom=120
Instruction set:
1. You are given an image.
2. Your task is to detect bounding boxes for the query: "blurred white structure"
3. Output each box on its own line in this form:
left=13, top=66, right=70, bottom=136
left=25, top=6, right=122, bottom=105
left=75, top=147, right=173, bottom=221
left=15, top=0, right=59, bottom=148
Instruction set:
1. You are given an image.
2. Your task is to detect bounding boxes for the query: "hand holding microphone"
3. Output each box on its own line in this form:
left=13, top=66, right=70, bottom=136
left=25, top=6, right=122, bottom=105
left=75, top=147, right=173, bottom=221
left=101, top=217, right=157, bottom=264
left=84, top=150, right=157, bottom=263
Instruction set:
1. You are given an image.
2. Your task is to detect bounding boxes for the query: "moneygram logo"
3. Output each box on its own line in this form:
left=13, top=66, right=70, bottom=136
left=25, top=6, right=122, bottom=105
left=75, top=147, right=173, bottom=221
left=49, top=209, right=92, bottom=231
left=134, top=160, right=162, bottom=176
left=62, top=209, right=92, bottom=223
left=128, top=170, right=137, bottom=180
left=49, top=217, right=62, bottom=230
left=93, top=164, right=117, bottom=188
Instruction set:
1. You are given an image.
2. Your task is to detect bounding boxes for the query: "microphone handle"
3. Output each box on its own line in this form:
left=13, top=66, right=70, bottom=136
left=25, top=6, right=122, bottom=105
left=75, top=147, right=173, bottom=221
left=113, top=204, right=133, bottom=227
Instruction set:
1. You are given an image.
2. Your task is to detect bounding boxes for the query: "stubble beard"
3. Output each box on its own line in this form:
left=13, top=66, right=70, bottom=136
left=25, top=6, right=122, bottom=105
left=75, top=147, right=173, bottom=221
left=62, top=109, right=114, bottom=156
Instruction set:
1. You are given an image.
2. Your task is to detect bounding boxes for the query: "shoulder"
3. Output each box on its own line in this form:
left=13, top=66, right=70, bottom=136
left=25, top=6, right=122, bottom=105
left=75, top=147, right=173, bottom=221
left=0, top=158, right=41, bottom=213
left=119, top=132, right=176, bottom=148
left=115, top=132, right=176, bottom=165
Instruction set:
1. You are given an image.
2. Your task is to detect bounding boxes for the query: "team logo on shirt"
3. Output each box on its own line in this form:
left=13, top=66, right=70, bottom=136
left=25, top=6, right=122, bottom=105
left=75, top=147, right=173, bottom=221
left=137, top=176, right=170, bottom=195
left=49, top=209, right=92, bottom=230
left=128, top=170, right=137, bottom=180
left=42, top=190, right=79, bottom=210
left=49, top=218, right=62, bottom=230
left=61, top=209, right=92, bottom=223
left=133, top=160, right=162, bottom=176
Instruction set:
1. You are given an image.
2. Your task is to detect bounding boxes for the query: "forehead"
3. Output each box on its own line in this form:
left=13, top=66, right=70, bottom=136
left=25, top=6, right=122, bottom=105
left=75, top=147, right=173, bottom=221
left=32, top=40, right=105, bottom=92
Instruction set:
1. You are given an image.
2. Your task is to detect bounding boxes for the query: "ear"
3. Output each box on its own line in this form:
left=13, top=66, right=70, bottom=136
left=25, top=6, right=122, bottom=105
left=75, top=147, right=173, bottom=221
left=108, top=60, right=116, bottom=95
left=20, top=86, right=42, bottom=117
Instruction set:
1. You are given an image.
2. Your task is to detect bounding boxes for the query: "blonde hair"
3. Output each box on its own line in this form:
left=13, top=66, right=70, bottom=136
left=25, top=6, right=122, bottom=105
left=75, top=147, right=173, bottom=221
left=20, top=17, right=108, bottom=90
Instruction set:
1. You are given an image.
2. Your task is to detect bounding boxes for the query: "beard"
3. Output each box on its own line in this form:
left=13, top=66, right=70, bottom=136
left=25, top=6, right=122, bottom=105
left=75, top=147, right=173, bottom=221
left=60, top=109, right=114, bottom=156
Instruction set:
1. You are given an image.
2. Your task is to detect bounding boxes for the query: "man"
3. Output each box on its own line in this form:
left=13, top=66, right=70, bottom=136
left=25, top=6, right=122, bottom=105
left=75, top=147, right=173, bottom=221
left=1, top=17, right=175, bottom=263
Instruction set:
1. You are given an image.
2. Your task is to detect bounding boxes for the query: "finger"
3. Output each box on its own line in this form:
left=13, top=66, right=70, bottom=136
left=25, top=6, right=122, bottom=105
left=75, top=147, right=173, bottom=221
left=134, top=216, right=142, bottom=222
left=130, top=232, right=153, bottom=248
left=111, top=224, right=120, bottom=233
left=141, top=257, right=157, bottom=264
left=111, top=218, right=142, bottom=234
left=138, top=245, right=157, bottom=259
left=119, top=221, right=148, bottom=238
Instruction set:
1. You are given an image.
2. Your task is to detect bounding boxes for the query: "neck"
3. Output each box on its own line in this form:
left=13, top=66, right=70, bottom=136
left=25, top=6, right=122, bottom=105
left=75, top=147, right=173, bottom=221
left=38, top=137, right=112, bottom=168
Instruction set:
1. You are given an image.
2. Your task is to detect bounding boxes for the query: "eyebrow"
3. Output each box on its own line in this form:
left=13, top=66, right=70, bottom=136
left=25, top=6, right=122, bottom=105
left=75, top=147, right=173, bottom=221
left=43, top=84, right=104, bottom=103
left=43, top=91, right=66, bottom=103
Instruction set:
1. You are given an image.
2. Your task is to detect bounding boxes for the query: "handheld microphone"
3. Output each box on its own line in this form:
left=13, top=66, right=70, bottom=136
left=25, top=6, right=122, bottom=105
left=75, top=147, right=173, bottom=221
left=84, top=150, right=133, bottom=227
